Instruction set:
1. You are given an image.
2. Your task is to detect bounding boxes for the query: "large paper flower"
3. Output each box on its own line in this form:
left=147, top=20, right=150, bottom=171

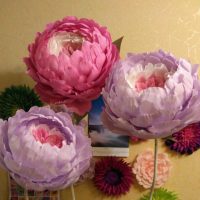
left=0, top=107, right=92, bottom=191
left=24, top=16, right=119, bottom=116
left=132, top=150, right=171, bottom=189
left=102, top=50, right=200, bottom=139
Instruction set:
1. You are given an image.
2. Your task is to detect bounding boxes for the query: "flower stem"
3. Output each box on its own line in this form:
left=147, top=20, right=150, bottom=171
left=70, top=184, right=76, bottom=200
left=25, top=189, right=29, bottom=200
left=149, top=138, right=158, bottom=200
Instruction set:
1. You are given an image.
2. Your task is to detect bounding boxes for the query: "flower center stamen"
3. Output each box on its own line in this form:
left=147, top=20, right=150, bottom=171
left=32, top=125, right=64, bottom=148
left=48, top=32, right=84, bottom=56
left=135, top=74, right=166, bottom=92
left=105, top=169, right=122, bottom=185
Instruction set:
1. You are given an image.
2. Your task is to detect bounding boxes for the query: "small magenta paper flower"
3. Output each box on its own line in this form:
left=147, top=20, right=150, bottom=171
left=165, top=123, right=200, bottom=154
left=24, top=16, right=119, bottom=116
left=0, top=107, right=92, bottom=191
left=102, top=50, right=200, bottom=139
left=133, top=150, right=171, bottom=189
left=94, top=157, right=133, bottom=196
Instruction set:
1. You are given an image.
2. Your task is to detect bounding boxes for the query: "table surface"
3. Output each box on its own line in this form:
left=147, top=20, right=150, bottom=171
left=1, top=1, right=200, bottom=199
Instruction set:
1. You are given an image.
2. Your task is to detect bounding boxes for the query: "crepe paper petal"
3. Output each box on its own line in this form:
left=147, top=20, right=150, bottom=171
left=139, top=188, right=179, bottom=200
left=24, top=16, right=119, bottom=116
left=94, top=157, right=133, bottom=196
left=77, top=159, right=95, bottom=183
left=165, top=123, right=200, bottom=155
left=0, top=106, right=92, bottom=191
left=0, top=85, right=43, bottom=120
left=132, top=150, right=172, bottom=189
left=102, top=50, right=200, bottom=139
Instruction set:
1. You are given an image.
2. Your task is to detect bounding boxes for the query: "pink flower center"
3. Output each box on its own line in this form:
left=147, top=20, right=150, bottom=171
left=135, top=74, right=165, bottom=92
left=63, top=35, right=83, bottom=56
left=48, top=32, right=84, bottom=56
left=32, top=126, right=64, bottom=148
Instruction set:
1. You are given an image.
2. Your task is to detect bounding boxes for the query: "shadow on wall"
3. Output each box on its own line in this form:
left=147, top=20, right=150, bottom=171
left=0, top=72, right=35, bottom=90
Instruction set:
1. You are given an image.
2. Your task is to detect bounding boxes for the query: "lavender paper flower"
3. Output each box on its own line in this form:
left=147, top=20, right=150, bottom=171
left=0, top=106, right=92, bottom=191
left=102, top=50, right=200, bottom=139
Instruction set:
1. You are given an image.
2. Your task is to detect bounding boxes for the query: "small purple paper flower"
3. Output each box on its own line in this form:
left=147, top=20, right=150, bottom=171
left=0, top=106, right=92, bottom=191
left=102, top=50, right=200, bottom=139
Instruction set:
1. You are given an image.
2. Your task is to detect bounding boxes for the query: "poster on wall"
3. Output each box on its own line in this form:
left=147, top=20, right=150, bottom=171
left=88, top=96, right=129, bottom=157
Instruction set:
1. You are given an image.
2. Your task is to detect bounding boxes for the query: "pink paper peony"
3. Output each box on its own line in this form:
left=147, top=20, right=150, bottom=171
left=132, top=150, right=171, bottom=189
left=24, top=16, right=119, bottom=115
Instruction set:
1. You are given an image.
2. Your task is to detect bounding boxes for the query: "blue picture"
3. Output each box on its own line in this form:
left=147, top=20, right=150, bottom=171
left=88, top=96, right=129, bottom=149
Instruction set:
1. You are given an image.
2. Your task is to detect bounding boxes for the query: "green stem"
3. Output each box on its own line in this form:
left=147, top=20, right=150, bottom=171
left=149, top=138, right=158, bottom=200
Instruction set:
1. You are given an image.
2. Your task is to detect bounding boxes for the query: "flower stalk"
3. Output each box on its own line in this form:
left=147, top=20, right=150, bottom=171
left=25, top=189, right=29, bottom=200
left=71, top=184, right=76, bottom=200
left=149, top=138, right=158, bottom=200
